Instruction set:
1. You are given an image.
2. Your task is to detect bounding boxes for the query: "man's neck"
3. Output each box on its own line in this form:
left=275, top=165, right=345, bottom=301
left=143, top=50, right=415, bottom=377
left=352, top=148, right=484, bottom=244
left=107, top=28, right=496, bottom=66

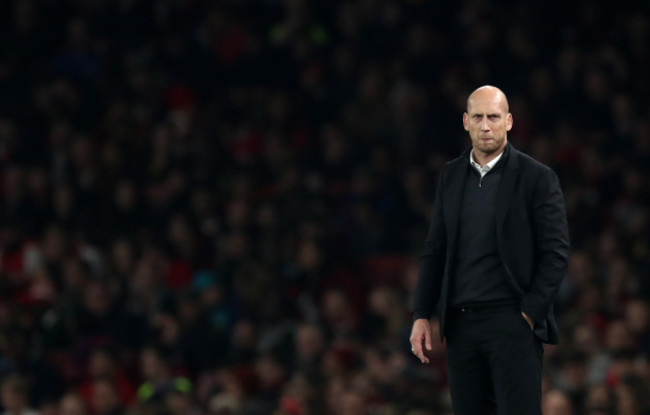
left=472, top=147, right=505, bottom=167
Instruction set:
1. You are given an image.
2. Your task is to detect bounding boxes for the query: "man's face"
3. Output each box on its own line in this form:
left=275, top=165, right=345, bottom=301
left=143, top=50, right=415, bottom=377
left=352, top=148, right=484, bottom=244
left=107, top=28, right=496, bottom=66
left=463, top=91, right=512, bottom=157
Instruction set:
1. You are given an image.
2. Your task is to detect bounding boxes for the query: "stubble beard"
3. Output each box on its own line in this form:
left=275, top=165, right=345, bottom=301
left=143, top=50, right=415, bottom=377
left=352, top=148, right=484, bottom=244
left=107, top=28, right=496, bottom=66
left=475, top=135, right=504, bottom=156
left=476, top=141, right=498, bottom=156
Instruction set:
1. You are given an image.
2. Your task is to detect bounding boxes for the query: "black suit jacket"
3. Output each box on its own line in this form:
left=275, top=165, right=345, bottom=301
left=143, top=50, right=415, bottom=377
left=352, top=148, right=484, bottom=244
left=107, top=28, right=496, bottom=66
left=413, top=143, right=570, bottom=344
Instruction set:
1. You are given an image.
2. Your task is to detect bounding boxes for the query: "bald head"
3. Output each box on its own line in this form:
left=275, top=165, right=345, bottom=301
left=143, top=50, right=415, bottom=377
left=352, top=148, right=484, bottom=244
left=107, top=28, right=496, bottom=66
left=467, top=85, right=510, bottom=114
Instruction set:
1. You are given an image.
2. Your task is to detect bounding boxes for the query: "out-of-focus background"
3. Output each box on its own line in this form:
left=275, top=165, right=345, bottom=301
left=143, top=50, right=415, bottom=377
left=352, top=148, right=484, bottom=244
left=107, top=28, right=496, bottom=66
left=0, top=1, right=649, bottom=414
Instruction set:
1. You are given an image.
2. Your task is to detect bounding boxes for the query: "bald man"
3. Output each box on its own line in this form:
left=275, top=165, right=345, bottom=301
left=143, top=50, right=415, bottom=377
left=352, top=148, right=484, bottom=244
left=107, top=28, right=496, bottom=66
left=409, top=86, right=570, bottom=414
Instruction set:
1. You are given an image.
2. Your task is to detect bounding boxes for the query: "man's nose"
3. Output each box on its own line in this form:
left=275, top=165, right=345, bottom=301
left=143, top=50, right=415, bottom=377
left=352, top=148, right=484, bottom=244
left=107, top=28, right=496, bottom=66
left=480, top=119, right=489, bottom=130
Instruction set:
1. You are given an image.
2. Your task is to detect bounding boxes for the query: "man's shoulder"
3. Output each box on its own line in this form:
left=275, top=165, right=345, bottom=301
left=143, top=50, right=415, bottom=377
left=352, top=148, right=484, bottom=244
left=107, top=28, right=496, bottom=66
left=442, top=150, right=471, bottom=170
left=511, top=145, right=555, bottom=175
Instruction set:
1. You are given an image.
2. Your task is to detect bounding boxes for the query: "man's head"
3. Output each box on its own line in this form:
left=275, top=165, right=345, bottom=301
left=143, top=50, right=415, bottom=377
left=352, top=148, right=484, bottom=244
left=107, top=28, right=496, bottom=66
left=463, top=85, right=512, bottom=159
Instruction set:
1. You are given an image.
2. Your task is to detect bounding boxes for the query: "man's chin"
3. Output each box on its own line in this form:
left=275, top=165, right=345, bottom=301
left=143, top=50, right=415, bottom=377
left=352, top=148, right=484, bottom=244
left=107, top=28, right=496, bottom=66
left=478, top=146, right=497, bottom=155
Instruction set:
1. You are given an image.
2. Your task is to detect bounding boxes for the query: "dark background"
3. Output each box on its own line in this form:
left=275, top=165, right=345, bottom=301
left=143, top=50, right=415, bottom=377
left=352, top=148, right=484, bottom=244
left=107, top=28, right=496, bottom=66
left=0, top=1, right=649, bottom=414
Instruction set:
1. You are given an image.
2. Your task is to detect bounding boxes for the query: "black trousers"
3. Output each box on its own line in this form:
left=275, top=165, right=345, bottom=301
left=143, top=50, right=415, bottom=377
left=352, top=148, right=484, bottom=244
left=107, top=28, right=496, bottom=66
left=446, top=304, right=544, bottom=415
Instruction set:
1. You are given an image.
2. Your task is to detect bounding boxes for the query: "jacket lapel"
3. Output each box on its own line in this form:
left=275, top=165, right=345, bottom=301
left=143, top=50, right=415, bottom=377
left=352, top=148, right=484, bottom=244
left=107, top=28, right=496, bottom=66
left=496, top=143, right=519, bottom=228
left=445, top=151, right=470, bottom=250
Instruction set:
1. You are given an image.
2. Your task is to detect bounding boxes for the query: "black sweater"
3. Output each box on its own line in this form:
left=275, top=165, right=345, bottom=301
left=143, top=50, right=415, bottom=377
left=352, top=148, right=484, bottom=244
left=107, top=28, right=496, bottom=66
left=450, top=157, right=519, bottom=307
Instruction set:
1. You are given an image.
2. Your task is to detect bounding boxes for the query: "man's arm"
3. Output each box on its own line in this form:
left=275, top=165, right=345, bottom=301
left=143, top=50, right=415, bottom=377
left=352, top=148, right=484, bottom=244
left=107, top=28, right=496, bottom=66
left=411, top=170, right=449, bottom=362
left=412, top=170, right=448, bottom=320
left=520, top=167, right=570, bottom=325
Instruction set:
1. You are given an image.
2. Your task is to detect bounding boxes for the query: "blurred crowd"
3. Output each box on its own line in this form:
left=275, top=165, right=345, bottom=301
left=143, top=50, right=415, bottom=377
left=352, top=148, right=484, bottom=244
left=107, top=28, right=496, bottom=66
left=1, top=0, right=650, bottom=414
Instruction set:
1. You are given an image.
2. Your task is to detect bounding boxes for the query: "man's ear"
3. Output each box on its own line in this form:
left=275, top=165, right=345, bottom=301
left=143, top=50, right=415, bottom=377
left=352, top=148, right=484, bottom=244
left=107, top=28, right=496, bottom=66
left=506, top=113, right=513, bottom=131
left=463, top=112, right=469, bottom=131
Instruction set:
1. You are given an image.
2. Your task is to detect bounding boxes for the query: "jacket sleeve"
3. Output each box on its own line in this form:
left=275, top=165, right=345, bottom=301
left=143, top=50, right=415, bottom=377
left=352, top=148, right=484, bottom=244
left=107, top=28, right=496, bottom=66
left=412, top=170, right=448, bottom=320
left=520, top=167, right=570, bottom=324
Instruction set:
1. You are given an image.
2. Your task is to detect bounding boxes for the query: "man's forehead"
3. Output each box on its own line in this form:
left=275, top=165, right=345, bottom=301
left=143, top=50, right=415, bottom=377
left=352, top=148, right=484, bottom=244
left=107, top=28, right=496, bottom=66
left=467, top=96, right=508, bottom=113
left=467, top=103, right=507, bottom=113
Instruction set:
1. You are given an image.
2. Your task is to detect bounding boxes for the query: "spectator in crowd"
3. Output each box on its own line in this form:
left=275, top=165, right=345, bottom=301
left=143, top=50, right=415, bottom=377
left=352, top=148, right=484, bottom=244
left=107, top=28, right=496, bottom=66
left=0, top=374, right=39, bottom=415
left=78, top=347, right=136, bottom=410
left=543, top=389, right=575, bottom=415
left=89, top=378, right=124, bottom=415
left=59, top=392, right=89, bottom=415
left=584, top=383, right=617, bottom=415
